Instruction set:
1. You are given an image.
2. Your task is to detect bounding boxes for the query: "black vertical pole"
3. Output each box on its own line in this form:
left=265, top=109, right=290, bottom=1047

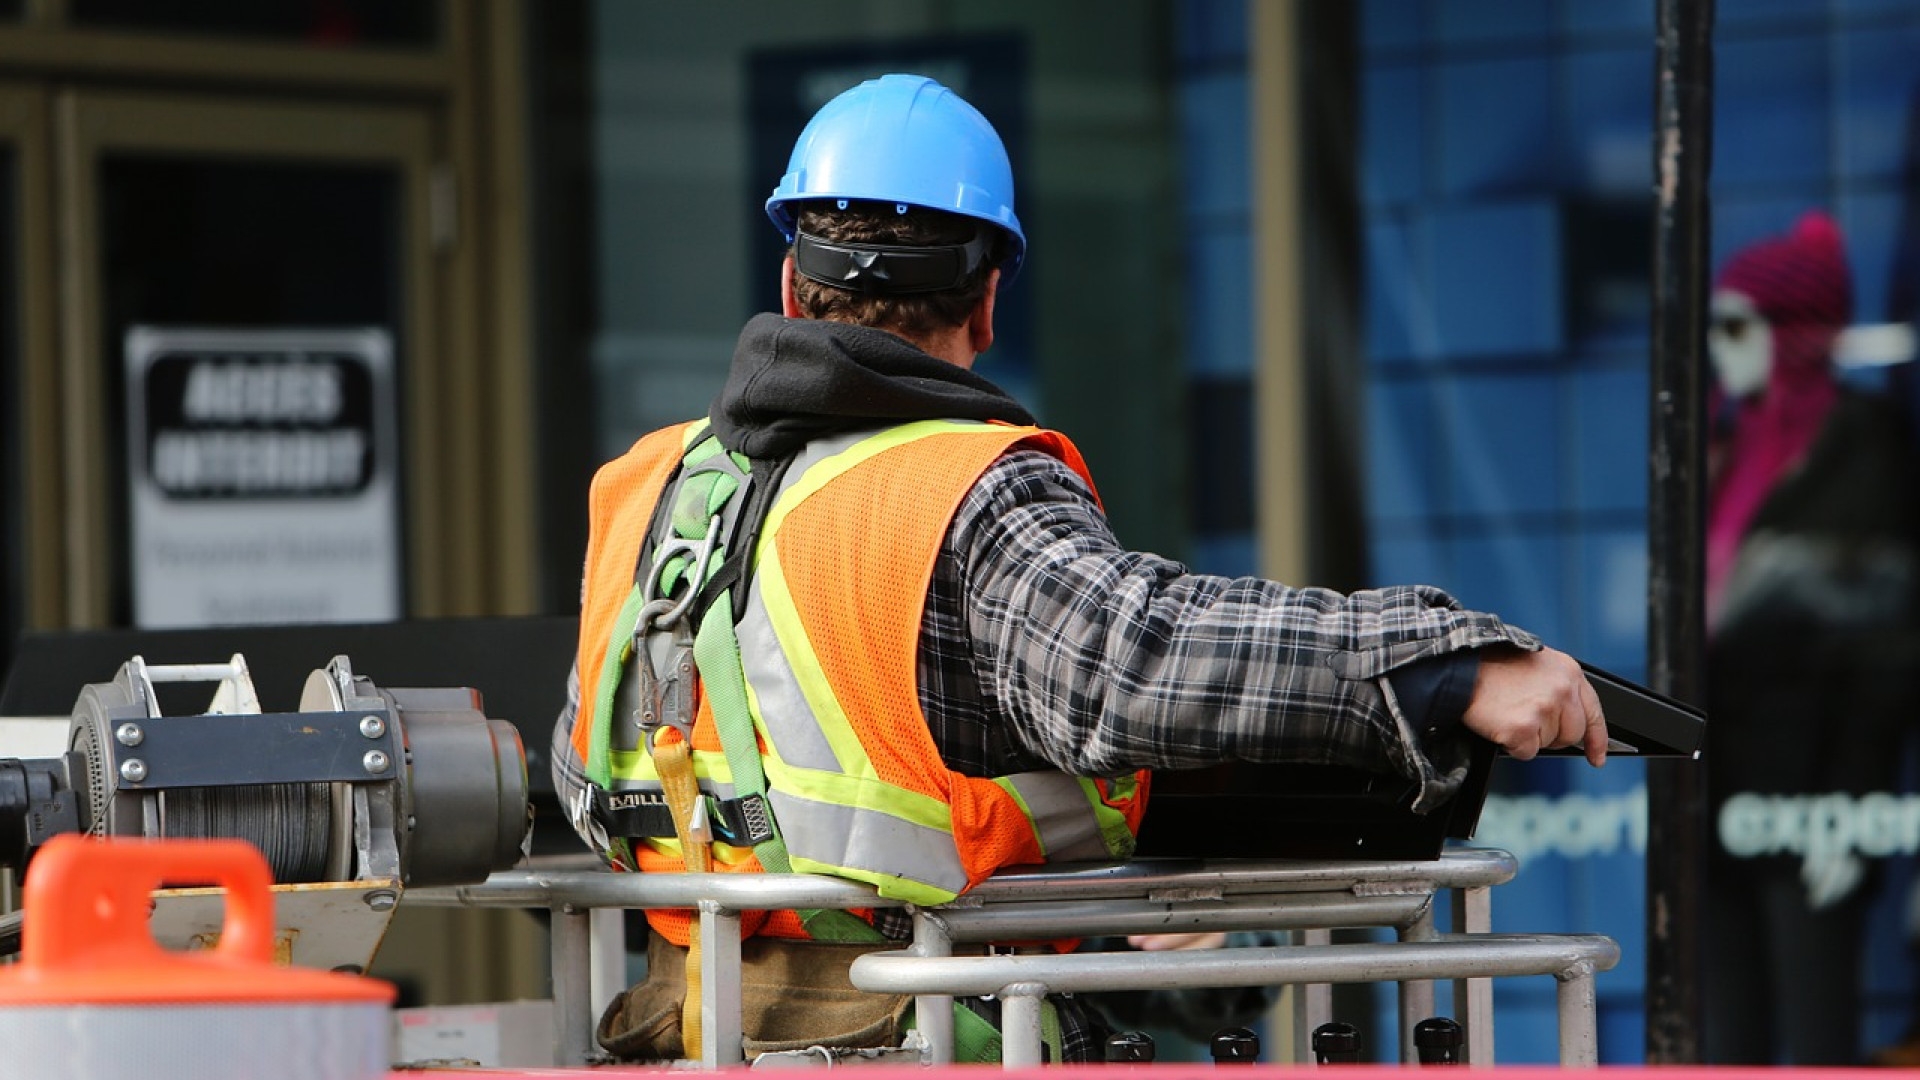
left=1646, top=0, right=1712, bottom=1065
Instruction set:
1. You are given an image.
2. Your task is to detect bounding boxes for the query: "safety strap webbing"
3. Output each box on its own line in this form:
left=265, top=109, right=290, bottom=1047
left=652, top=733, right=710, bottom=1058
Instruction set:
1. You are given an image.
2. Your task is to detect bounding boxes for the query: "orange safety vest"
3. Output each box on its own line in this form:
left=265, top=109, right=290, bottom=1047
left=568, top=419, right=1149, bottom=944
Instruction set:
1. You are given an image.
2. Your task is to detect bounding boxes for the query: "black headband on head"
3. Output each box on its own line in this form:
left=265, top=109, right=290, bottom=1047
left=792, top=230, right=993, bottom=295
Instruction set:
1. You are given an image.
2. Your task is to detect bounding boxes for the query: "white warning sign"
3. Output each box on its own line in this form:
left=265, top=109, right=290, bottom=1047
left=126, top=326, right=402, bottom=628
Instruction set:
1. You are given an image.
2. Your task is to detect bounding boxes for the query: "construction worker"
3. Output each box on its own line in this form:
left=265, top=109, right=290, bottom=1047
left=551, top=72, right=1609, bottom=1065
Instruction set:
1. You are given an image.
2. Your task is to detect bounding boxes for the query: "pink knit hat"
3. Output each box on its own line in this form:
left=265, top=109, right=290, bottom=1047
left=1715, top=210, right=1851, bottom=385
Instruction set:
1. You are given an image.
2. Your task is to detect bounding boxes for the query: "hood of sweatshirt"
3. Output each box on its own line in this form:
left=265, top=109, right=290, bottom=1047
left=708, top=313, right=1035, bottom=459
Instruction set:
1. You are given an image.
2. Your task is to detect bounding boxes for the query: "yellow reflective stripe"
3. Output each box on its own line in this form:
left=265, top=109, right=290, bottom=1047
left=760, top=419, right=995, bottom=536
left=760, top=757, right=953, bottom=834
left=769, top=785, right=967, bottom=901
left=735, top=551, right=843, bottom=771
left=788, top=853, right=958, bottom=907
left=639, top=835, right=763, bottom=868
left=992, top=776, right=1042, bottom=856
left=753, top=541, right=872, bottom=776
left=997, top=772, right=1120, bottom=862
left=609, top=748, right=736, bottom=786
left=1079, top=777, right=1140, bottom=860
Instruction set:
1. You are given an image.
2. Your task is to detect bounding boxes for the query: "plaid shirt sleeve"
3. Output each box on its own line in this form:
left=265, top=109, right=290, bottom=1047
left=954, top=449, right=1541, bottom=812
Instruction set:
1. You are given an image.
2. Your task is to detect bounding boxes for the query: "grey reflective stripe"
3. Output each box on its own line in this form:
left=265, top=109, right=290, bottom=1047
left=735, top=587, right=839, bottom=771
left=1003, top=771, right=1116, bottom=862
left=729, top=432, right=868, bottom=773
left=766, top=787, right=969, bottom=897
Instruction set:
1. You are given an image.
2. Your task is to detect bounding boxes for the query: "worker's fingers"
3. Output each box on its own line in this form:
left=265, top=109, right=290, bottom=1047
left=1541, top=654, right=1607, bottom=768
left=1461, top=646, right=1607, bottom=768
left=1503, top=723, right=1541, bottom=762
left=1579, top=674, right=1608, bottom=768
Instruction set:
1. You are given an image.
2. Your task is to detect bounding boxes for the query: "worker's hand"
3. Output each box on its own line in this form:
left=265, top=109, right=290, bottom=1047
left=1126, top=932, right=1228, bottom=952
left=1460, top=646, right=1607, bottom=767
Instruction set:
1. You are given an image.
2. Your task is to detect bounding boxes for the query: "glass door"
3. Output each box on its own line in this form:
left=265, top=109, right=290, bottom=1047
left=52, top=90, right=455, bottom=628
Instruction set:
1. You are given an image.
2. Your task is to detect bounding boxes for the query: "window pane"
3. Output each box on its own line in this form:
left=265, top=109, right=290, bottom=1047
left=577, top=2, right=1186, bottom=559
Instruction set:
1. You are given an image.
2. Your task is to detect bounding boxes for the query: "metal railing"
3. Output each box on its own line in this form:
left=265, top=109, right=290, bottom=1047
left=408, top=848, right=1618, bottom=1069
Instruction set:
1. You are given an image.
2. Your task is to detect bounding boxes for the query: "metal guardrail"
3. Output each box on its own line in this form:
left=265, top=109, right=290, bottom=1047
left=407, top=848, right=1618, bottom=1069
left=854, top=933, right=1618, bottom=1069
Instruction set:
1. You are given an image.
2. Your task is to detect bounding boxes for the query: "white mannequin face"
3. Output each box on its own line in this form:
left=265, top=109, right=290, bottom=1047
left=1708, top=289, right=1773, bottom=399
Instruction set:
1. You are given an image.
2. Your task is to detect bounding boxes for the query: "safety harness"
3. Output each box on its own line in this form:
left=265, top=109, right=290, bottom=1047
left=595, top=429, right=885, bottom=1056
left=586, top=424, right=1065, bottom=1063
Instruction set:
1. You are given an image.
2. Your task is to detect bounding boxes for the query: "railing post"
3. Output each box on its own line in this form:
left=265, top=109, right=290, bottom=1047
left=1557, top=962, right=1603, bottom=1068
left=911, top=908, right=956, bottom=1066
left=1453, top=885, right=1495, bottom=1065
left=1397, top=900, right=1437, bottom=1063
left=550, top=902, right=595, bottom=1066
left=999, top=982, right=1048, bottom=1069
left=699, top=899, right=744, bottom=1069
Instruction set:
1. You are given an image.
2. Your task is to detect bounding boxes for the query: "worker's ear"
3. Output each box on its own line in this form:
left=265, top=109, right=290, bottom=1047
left=968, top=268, right=999, bottom=355
left=781, top=255, right=802, bottom=318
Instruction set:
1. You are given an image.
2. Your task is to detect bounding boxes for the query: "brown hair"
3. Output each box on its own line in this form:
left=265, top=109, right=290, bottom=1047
left=790, top=201, right=1000, bottom=338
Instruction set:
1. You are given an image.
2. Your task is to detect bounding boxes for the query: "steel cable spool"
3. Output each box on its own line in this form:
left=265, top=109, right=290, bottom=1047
left=64, top=665, right=346, bottom=884
left=163, top=783, right=334, bottom=884
left=14, top=653, right=530, bottom=890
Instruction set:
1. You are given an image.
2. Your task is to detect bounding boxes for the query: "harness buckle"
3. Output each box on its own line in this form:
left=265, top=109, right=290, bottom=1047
left=716, top=793, right=777, bottom=847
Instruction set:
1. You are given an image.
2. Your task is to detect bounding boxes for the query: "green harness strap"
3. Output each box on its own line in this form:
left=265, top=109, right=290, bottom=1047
left=641, top=434, right=879, bottom=943
left=904, top=997, right=1064, bottom=1065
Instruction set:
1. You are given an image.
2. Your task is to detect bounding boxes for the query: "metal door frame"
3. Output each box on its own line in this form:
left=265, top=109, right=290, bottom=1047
left=7, top=0, right=539, bottom=633
left=52, top=90, right=442, bottom=625
left=0, top=84, right=59, bottom=641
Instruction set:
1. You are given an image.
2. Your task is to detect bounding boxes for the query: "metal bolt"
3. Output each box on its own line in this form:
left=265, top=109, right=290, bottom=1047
left=362, top=890, right=397, bottom=912
left=120, top=759, right=148, bottom=783
left=114, top=723, right=144, bottom=747
left=362, top=750, right=391, bottom=775
left=358, top=714, right=387, bottom=739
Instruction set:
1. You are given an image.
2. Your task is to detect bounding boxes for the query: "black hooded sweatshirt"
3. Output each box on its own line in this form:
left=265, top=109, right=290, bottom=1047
left=709, top=312, right=1033, bottom=458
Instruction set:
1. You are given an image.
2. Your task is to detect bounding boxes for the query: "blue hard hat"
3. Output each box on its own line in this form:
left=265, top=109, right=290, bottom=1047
left=766, top=73, right=1026, bottom=282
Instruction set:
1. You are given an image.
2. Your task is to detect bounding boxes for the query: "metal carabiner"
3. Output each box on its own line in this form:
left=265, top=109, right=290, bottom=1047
left=643, top=512, right=724, bottom=631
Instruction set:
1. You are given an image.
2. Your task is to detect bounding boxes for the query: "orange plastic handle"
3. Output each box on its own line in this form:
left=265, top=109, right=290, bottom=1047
left=21, top=835, right=275, bottom=970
